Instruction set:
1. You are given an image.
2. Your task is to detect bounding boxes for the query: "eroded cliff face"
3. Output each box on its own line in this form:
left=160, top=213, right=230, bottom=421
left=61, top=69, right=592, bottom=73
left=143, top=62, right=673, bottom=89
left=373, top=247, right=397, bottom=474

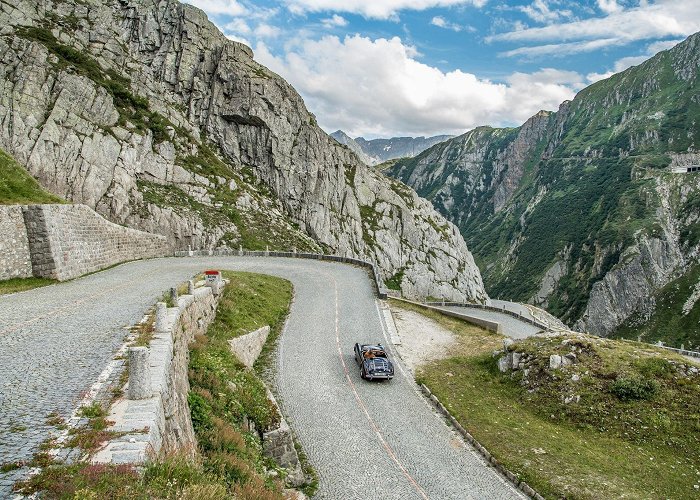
left=0, top=0, right=487, bottom=302
left=389, top=33, right=700, bottom=336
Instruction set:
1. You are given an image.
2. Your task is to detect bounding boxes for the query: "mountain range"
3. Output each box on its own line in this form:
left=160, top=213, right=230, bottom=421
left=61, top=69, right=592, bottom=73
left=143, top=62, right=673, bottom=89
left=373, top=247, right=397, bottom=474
left=388, top=32, right=700, bottom=347
left=330, top=130, right=453, bottom=166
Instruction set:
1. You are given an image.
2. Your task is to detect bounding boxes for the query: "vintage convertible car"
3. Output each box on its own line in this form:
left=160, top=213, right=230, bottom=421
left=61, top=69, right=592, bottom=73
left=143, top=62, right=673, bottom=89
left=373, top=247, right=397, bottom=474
left=354, top=343, right=394, bottom=381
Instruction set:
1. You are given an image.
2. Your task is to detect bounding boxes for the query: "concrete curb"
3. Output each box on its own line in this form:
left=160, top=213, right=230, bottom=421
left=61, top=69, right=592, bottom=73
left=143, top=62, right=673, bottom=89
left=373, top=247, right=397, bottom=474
left=418, top=384, right=544, bottom=500
left=391, top=297, right=503, bottom=334
left=425, top=300, right=548, bottom=330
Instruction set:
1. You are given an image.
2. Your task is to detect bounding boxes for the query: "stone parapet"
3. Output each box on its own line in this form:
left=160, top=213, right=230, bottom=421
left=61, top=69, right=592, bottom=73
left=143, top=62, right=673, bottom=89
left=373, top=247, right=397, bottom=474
left=94, top=283, right=222, bottom=464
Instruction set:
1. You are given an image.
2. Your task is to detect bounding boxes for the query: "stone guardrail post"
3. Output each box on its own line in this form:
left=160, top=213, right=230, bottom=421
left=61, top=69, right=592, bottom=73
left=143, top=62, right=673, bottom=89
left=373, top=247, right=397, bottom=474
left=187, top=280, right=195, bottom=295
left=170, top=287, right=178, bottom=305
left=154, top=302, right=167, bottom=332
left=128, top=347, right=152, bottom=399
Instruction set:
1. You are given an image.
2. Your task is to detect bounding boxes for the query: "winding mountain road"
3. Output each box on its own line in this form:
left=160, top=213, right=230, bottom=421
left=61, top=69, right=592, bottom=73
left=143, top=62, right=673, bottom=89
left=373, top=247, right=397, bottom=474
left=0, top=257, right=523, bottom=499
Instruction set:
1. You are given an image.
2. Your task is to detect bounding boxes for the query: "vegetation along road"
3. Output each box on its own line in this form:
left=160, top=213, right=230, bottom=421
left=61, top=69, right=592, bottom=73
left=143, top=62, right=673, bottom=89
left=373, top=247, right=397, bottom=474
left=0, top=256, right=523, bottom=499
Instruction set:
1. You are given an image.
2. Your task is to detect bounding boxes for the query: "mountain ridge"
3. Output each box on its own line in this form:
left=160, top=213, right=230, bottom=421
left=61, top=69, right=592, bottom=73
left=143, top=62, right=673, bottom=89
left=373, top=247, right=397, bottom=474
left=388, top=32, right=700, bottom=345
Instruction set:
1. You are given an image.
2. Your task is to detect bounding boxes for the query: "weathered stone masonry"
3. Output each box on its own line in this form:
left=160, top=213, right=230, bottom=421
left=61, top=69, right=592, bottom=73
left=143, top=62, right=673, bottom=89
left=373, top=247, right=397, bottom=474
left=0, top=204, right=170, bottom=282
left=95, top=283, right=221, bottom=463
left=0, top=206, right=32, bottom=280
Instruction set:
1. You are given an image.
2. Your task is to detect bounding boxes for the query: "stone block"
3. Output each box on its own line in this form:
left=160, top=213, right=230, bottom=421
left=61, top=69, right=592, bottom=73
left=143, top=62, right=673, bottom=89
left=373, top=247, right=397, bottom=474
left=228, top=325, right=270, bottom=368
left=128, top=347, right=152, bottom=399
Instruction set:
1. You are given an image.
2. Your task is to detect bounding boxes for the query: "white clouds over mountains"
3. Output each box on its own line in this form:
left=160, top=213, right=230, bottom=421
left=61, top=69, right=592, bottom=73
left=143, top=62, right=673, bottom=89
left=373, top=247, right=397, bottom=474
left=256, top=35, right=582, bottom=137
left=189, top=0, right=697, bottom=138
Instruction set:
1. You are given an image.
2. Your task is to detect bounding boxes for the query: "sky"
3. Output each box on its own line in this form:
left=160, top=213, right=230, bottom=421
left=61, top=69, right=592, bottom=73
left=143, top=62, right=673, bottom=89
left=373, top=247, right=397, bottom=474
left=184, top=0, right=700, bottom=138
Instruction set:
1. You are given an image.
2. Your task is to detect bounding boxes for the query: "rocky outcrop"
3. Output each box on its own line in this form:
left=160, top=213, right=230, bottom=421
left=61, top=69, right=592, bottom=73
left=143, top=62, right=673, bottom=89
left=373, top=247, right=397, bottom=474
left=0, top=0, right=486, bottom=302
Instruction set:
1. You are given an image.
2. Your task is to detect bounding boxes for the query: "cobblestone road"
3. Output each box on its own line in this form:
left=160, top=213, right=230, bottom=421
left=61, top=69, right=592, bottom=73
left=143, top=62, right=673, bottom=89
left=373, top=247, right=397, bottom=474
left=0, top=257, right=523, bottom=499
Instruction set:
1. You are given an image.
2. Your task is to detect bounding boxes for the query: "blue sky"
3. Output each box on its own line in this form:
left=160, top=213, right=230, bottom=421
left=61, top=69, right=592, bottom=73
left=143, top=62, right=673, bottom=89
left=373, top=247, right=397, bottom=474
left=186, top=0, right=699, bottom=138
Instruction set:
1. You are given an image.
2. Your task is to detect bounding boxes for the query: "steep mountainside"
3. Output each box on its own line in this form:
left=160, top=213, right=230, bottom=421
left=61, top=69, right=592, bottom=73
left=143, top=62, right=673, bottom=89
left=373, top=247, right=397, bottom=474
left=0, top=0, right=487, bottom=302
left=331, top=130, right=453, bottom=165
left=389, top=32, right=700, bottom=342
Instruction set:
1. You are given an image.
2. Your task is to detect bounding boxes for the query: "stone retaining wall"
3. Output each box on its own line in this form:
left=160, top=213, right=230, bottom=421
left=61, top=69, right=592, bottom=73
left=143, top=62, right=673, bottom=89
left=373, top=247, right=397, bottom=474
left=0, top=204, right=170, bottom=282
left=24, top=204, right=170, bottom=281
left=95, top=284, right=222, bottom=464
left=0, top=206, right=32, bottom=280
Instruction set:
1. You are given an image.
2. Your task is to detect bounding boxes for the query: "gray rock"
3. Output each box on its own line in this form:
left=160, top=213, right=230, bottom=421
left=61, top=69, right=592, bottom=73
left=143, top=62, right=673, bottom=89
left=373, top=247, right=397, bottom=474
left=511, top=352, right=522, bottom=369
left=128, top=347, right=152, bottom=400
left=497, top=356, right=510, bottom=373
left=549, top=354, right=562, bottom=370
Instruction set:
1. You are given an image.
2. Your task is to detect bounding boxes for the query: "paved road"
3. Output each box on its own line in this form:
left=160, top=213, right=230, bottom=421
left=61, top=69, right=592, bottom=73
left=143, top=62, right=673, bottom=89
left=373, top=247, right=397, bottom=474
left=438, top=305, right=542, bottom=339
left=0, top=257, right=523, bottom=499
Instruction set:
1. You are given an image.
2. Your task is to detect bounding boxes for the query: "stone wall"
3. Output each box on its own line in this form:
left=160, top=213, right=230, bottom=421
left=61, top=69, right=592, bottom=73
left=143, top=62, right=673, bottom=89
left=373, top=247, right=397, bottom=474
left=0, top=206, right=32, bottom=280
left=22, top=204, right=170, bottom=281
left=95, top=283, right=221, bottom=464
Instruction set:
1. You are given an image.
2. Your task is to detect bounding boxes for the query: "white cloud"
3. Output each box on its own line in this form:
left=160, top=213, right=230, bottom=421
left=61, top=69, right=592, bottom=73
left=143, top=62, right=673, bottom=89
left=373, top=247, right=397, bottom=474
left=597, top=0, right=623, bottom=14
left=255, top=34, right=582, bottom=137
left=255, top=23, right=281, bottom=38
left=501, top=37, right=620, bottom=58
left=431, top=16, right=475, bottom=32
left=283, top=0, right=487, bottom=20
left=321, top=14, right=349, bottom=27
left=184, top=0, right=247, bottom=15
left=491, top=0, right=699, bottom=57
left=519, top=0, right=573, bottom=24
left=225, top=18, right=251, bottom=35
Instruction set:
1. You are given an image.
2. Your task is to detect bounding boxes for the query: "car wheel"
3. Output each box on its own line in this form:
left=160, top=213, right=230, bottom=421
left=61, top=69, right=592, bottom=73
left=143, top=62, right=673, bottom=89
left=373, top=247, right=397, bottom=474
left=359, top=367, right=364, bottom=379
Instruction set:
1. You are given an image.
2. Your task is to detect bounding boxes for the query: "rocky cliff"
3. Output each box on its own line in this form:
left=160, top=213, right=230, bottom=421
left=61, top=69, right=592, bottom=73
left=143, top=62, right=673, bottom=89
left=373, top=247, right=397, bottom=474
left=389, top=33, right=700, bottom=341
left=0, top=0, right=487, bottom=302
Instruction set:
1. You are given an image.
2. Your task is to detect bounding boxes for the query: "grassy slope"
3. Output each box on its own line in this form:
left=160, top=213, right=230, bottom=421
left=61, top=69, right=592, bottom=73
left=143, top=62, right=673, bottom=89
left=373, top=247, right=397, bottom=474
left=0, top=147, right=64, bottom=204
left=15, top=272, right=302, bottom=499
left=391, top=300, right=700, bottom=499
left=0, top=277, right=57, bottom=296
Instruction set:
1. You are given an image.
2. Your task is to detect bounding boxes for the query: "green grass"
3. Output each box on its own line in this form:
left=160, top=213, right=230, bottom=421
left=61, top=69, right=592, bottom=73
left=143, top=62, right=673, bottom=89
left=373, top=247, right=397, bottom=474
left=0, top=277, right=57, bottom=295
left=391, top=300, right=700, bottom=499
left=0, top=148, right=64, bottom=204
left=187, top=271, right=314, bottom=497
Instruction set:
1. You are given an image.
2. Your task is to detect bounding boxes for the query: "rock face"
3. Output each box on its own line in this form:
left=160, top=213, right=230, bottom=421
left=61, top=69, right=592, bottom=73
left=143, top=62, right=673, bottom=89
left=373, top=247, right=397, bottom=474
left=389, top=33, right=700, bottom=335
left=0, top=0, right=487, bottom=302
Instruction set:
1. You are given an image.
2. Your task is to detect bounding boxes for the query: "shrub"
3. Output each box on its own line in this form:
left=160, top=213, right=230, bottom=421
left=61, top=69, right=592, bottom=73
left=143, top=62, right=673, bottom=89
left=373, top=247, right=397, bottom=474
left=610, top=377, right=658, bottom=401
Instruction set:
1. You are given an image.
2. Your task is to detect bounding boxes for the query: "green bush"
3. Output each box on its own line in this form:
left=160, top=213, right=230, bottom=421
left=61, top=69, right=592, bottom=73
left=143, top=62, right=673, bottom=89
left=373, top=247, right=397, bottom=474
left=610, top=377, right=658, bottom=401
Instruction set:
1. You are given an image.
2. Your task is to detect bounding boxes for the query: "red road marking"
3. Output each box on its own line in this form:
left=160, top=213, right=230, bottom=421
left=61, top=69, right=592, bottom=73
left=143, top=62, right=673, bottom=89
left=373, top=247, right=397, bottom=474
left=330, top=274, right=430, bottom=500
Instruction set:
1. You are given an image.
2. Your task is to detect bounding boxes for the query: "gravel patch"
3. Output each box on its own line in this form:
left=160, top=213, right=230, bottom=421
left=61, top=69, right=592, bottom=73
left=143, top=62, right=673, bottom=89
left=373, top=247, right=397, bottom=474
left=389, top=308, right=458, bottom=372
